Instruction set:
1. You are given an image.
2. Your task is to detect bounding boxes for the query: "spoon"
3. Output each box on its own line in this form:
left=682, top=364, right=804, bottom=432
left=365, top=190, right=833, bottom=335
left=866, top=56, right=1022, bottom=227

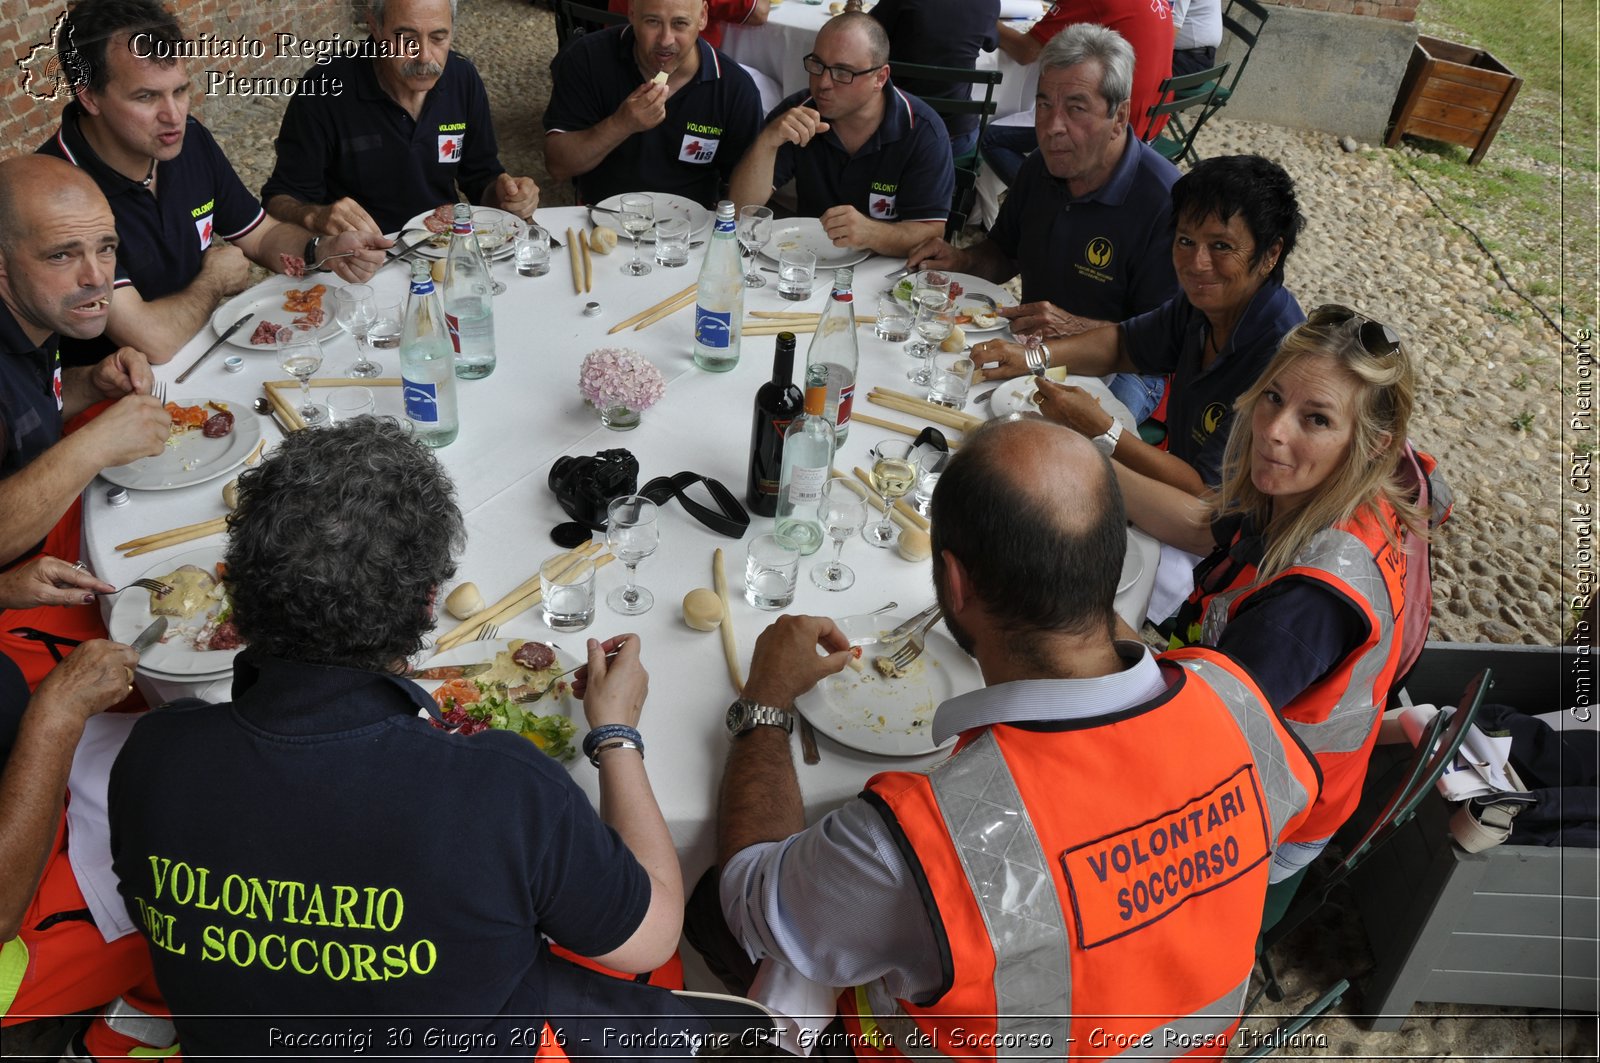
left=253, top=396, right=291, bottom=435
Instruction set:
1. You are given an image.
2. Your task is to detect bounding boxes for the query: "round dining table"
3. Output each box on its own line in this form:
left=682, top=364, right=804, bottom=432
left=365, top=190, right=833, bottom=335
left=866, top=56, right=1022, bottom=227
left=82, top=204, right=1158, bottom=883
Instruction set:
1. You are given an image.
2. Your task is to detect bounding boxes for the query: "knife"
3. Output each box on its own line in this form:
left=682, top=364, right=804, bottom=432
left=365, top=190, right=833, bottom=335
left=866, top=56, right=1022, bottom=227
left=386, top=231, right=433, bottom=262
left=410, top=662, right=494, bottom=681
left=130, top=617, right=168, bottom=655
left=176, top=313, right=253, bottom=383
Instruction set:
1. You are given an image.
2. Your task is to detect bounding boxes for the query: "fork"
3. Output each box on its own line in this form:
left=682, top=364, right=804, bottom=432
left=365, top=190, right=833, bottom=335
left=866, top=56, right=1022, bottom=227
left=127, top=577, right=174, bottom=596
left=153, top=381, right=168, bottom=404
left=883, top=606, right=943, bottom=673
left=477, top=623, right=500, bottom=642
left=1023, top=340, right=1048, bottom=378
left=515, top=648, right=621, bottom=704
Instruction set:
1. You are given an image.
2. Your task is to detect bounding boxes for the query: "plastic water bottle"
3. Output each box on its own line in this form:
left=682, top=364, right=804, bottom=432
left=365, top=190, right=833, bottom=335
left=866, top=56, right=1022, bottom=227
left=803, top=266, right=859, bottom=444
left=692, top=200, right=743, bottom=372
left=443, top=203, right=496, bottom=379
left=400, top=259, right=460, bottom=447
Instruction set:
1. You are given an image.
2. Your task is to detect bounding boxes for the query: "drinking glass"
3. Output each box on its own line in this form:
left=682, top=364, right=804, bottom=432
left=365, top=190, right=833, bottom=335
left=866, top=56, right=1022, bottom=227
left=365, top=299, right=402, bottom=352
left=744, top=532, right=800, bottom=610
left=606, top=495, right=658, bottom=614
left=515, top=226, right=551, bottom=276
left=874, top=291, right=913, bottom=342
left=326, top=386, right=375, bottom=423
left=911, top=447, right=951, bottom=517
left=472, top=207, right=508, bottom=295
left=737, top=204, right=773, bottom=287
left=654, top=211, right=691, bottom=268
left=812, top=477, right=867, bottom=591
left=618, top=193, right=654, bottom=276
left=777, top=247, right=816, bottom=301
left=862, top=439, right=915, bottom=547
left=541, top=553, right=597, bottom=632
left=928, top=349, right=978, bottom=409
left=906, top=294, right=955, bottom=385
left=333, top=284, right=380, bottom=378
left=276, top=328, right=327, bottom=427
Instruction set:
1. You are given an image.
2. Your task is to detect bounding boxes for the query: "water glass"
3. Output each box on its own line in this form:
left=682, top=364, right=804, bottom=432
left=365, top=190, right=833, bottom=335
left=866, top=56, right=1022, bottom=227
left=912, top=448, right=951, bottom=517
left=737, top=204, right=773, bottom=287
left=777, top=247, right=816, bottom=301
left=277, top=328, right=327, bottom=427
left=906, top=294, right=955, bottom=385
left=541, top=553, right=597, bottom=632
left=326, top=386, right=375, bottom=423
left=471, top=207, right=508, bottom=295
left=654, top=213, right=691, bottom=268
left=333, top=284, right=381, bottom=379
left=515, top=227, right=551, bottom=276
left=927, top=349, right=977, bottom=409
left=874, top=291, right=913, bottom=342
left=744, top=532, right=801, bottom=610
left=812, top=477, right=868, bottom=592
left=366, top=300, right=402, bottom=351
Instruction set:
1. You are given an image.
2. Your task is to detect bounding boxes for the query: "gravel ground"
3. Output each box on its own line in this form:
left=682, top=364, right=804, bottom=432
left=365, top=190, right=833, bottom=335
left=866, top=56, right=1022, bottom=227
left=182, top=2, right=1591, bottom=1059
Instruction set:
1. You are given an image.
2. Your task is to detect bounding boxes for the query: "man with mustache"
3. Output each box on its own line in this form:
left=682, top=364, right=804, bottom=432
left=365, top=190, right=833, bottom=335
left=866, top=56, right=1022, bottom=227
left=38, top=0, right=390, bottom=366
left=263, top=0, right=541, bottom=237
left=544, top=0, right=763, bottom=208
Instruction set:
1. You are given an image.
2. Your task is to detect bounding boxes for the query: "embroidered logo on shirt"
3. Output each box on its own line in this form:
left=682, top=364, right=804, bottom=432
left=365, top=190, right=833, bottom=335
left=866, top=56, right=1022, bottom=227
left=869, top=194, right=897, bottom=220
left=679, top=134, right=719, bottom=164
left=1085, top=237, right=1114, bottom=269
left=1194, top=402, right=1229, bottom=444
left=194, top=214, right=213, bottom=251
left=438, top=135, right=462, bottom=163
left=52, top=364, right=63, bottom=411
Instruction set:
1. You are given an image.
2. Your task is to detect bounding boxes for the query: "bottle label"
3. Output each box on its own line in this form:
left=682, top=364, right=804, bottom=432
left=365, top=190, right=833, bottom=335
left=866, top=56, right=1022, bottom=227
left=445, top=313, right=461, bottom=353
left=790, top=464, right=828, bottom=504
left=695, top=306, right=733, bottom=350
left=714, top=215, right=736, bottom=234
left=403, top=379, right=440, bottom=423
left=836, top=381, right=855, bottom=427
left=409, top=278, right=434, bottom=296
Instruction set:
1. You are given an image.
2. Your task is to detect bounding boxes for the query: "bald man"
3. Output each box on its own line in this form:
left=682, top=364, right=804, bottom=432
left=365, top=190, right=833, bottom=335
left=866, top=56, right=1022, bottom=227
left=728, top=11, right=954, bottom=257
left=694, top=418, right=1320, bottom=1054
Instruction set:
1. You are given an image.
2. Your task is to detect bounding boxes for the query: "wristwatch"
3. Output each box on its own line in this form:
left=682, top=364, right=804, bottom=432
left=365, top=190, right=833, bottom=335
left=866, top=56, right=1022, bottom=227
left=1091, top=417, right=1123, bottom=457
left=725, top=697, right=794, bottom=738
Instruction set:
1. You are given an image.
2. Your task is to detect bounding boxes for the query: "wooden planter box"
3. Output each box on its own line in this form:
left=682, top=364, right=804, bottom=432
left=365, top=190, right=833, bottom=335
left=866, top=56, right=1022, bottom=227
left=1386, top=35, right=1522, bottom=164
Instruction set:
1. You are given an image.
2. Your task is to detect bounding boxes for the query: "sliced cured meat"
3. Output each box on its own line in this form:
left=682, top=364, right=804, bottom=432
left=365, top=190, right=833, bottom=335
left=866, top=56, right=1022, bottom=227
left=201, top=411, right=234, bottom=438
left=279, top=252, right=307, bottom=278
left=204, top=619, right=243, bottom=650
left=164, top=402, right=207, bottom=430
left=512, top=642, right=556, bottom=671
left=291, top=307, right=326, bottom=329
left=423, top=203, right=454, bottom=233
left=281, top=284, right=326, bottom=313
left=250, top=320, right=283, bottom=346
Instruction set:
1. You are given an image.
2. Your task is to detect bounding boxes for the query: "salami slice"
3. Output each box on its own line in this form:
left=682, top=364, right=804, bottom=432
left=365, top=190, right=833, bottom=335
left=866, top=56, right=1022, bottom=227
left=279, top=253, right=307, bottom=279
left=250, top=320, right=282, bottom=346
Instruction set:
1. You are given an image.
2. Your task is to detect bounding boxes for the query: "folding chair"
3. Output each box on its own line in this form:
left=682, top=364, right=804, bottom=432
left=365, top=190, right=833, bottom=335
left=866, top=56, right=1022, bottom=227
left=886, top=61, right=1004, bottom=238
left=1144, top=63, right=1230, bottom=166
left=556, top=1, right=626, bottom=52
left=1241, top=667, right=1493, bottom=1057
left=1214, top=0, right=1271, bottom=111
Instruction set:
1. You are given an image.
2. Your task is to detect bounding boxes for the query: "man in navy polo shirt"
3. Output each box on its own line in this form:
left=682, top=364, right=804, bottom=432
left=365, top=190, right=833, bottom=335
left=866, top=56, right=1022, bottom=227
left=869, top=0, right=1000, bottom=157
left=544, top=0, right=762, bottom=208
left=728, top=12, right=954, bottom=258
left=262, top=0, right=541, bottom=237
left=38, top=0, right=389, bottom=366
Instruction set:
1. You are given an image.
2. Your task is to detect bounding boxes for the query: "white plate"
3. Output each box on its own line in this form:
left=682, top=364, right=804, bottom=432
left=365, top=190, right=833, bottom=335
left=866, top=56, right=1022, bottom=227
left=101, top=398, right=261, bottom=491
left=209, top=277, right=344, bottom=350
left=892, top=271, right=1017, bottom=333
left=400, top=206, right=527, bottom=260
left=590, top=192, right=713, bottom=242
left=794, top=613, right=981, bottom=757
left=109, top=546, right=241, bottom=679
left=759, top=217, right=873, bottom=269
left=989, top=373, right=1139, bottom=433
left=1118, top=538, right=1145, bottom=594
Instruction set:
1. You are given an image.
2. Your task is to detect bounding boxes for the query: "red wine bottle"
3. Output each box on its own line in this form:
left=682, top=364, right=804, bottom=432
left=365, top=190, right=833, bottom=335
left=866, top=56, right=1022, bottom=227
left=746, top=331, right=802, bottom=517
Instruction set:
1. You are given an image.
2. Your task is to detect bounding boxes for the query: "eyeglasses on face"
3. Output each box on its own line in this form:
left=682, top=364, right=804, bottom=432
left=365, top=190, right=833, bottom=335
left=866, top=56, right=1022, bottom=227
left=1306, top=303, right=1400, bottom=356
left=802, top=53, right=884, bottom=84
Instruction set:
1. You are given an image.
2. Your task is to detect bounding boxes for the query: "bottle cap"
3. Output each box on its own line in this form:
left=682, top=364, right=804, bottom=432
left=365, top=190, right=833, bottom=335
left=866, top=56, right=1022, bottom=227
left=583, top=301, right=602, bottom=317
left=106, top=486, right=130, bottom=507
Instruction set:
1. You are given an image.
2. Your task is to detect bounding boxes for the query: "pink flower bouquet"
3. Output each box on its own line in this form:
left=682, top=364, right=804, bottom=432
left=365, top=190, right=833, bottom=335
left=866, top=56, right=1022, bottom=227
left=578, top=348, right=666, bottom=412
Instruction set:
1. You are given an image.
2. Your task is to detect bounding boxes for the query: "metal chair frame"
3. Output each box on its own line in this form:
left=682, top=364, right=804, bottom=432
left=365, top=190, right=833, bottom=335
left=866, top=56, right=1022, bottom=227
left=886, top=61, right=1004, bottom=238
left=555, top=1, right=626, bottom=52
left=1144, top=63, right=1231, bottom=166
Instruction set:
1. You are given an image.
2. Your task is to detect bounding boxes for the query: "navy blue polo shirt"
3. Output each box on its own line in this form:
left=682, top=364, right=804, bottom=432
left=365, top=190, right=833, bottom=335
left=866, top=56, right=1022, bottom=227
left=261, top=47, right=506, bottom=235
left=989, top=134, right=1179, bottom=323
left=1122, top=279, right=1305, bottom=486
left=870, top=0, right=1001, bottom=141
left=0, top=299, right=63, bottom=480
left=769, top=84, right=955, bottom=223
left=544, top=26, right=762, bottom=208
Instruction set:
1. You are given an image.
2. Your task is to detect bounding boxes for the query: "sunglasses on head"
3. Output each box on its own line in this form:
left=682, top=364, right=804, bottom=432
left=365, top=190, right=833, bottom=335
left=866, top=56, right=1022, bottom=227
left=1306, top=304, right=1400, bottom=355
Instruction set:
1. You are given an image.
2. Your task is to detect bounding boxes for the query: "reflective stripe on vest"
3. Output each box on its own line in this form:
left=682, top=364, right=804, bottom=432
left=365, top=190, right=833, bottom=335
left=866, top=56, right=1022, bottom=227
left=0, top=936, right=28, bottom=1017
left=1202, top=525, right=1395, bottom=754
left=1174, top=657, right=1317, bottom=842
left=103, top=996, right=178, bottom=1047
left=1106, top=979, right=1249, bottom=1061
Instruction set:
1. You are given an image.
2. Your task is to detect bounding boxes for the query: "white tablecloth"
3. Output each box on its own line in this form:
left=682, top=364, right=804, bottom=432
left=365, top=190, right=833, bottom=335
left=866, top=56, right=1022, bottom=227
left=82, top=206, right=1157, bottom=880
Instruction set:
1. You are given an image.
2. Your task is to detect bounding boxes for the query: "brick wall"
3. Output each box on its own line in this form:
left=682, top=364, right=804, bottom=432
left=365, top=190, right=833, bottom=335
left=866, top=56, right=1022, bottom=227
left=1270, top=0, right=1419, bottom=21
left=2, top=1, right=360, bottom=159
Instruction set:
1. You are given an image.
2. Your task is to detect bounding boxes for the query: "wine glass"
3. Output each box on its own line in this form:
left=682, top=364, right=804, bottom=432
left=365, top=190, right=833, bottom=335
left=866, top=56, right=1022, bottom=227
left=862, top=439, right=916, bottom=548
left=737, top=204, right=773, bottom=288
left=618, top=193, right=654, bottom=277
left=333, top=284, right=380, bottom=379
left=907, top=294, right=956, bottom=385
left=472, top=207, right=508, bottom=295
left=277, top=328, right=327, bottom=427
left=606, top=495, right=659, bottom=614
left=812, top=477, right=868, bottom=591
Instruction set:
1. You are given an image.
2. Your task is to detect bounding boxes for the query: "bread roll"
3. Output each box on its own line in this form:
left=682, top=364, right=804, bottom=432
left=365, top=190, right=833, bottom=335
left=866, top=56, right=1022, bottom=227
left=590, top=226, right=619, bottom=254
left=222, top=478, right=240, bottom=510
left=940, top=326, right=967, bottom=353
left=683, top=587, right=724, bottom=631
left=897, top=527, right=932, bottom=562
left=445, top=582, right=486, bottom=620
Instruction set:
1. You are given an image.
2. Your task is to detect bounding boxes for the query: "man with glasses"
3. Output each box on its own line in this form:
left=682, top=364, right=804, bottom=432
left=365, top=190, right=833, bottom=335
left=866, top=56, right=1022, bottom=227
left=544, top=0, right=763, bottom=208
left=727, top=12, right=954, bottom=257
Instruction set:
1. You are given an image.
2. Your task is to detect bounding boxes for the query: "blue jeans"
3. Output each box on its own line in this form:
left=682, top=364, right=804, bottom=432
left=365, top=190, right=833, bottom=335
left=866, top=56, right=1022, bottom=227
left=1108, top=373, right=1168, bottom=424
left=978, top=125, right=1037, bottom=187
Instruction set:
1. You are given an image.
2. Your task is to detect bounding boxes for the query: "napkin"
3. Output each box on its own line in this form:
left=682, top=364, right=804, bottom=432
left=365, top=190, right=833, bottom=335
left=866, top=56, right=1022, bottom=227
left=749, top=959, right=839, bottom=1057
left=1147, top=543, right=1204, bottom=625
left=66, top=712, right=144, bottom=942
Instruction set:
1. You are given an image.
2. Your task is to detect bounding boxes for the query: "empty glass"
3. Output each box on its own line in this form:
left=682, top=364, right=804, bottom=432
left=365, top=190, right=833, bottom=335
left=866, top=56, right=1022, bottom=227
left=606, top=495, right=658, bottom=614
left=654, top=212, right=691, bottom=268
left=333, top=284, right=380, bottom=378
left=863, top=439, right=915, bottom=548
left=911, top=447, right=951, bottom=517
left=326, top=386, right=375, bottom=423
left=744, top=532, right=800, bottom=610
left=812, top=477, right=868, bottom=591
left=515, top=226, right=551, bottom=276
left=874, top=291, right=913, bottom=342
left=541, top=553, right=597, bottom=631
left=928, top=348, right=978, bottom=409
left=276, top=328, right=327, bottom=427
left=618, top=193, right=654, bottom=276
left=737, top=204, right=773, bottom=287
left=777, top=247, right=816, bottom=301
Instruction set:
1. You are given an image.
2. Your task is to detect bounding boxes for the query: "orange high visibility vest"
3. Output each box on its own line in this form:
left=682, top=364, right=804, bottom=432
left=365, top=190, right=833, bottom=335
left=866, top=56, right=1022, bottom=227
left=1177, top=500, right=1407, bottom=841
left=839, top=651, right=1319, bottom=1061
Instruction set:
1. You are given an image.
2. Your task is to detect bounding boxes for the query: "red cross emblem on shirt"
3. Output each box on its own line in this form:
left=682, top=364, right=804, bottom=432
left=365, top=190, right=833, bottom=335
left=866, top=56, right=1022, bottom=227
left=200, top=219, right=212, bottom=242
left=686, top=140, right=702, bottom=155
left=874, top=198, right=891, bottom=214
left=442, top=139, right=457, bottom=156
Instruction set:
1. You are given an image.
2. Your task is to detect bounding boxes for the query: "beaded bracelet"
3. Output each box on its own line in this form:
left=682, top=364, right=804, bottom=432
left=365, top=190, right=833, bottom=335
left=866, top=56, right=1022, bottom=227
left=583, top=724, right=644, bottom=766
